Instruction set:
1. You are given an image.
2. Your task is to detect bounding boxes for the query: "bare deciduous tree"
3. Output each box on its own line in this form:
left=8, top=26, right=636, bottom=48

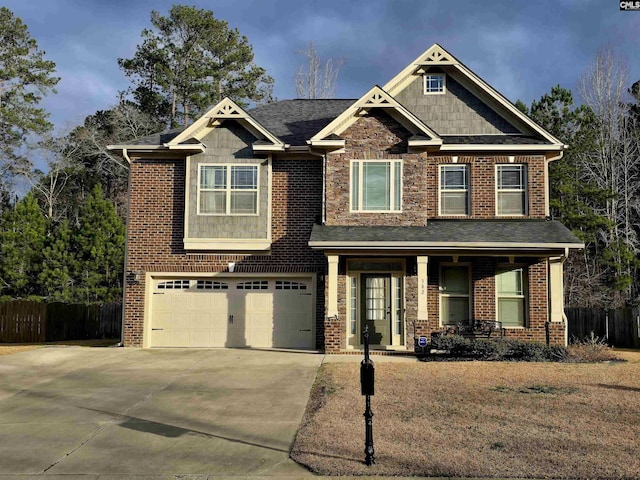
left=17, top=135, right=79, bottom=220
left=577, top=45, right=640, bottom=302
left=295, top=42, right=343, bottom=99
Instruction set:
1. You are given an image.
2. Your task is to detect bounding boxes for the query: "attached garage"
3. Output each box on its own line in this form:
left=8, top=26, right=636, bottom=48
left=147, top=276, right=315, bottom=349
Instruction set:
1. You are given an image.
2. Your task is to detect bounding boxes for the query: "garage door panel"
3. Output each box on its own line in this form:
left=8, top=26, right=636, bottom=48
left=150, top=277, right=314, bottom=349
left=188, top=329, right=210, bottom=347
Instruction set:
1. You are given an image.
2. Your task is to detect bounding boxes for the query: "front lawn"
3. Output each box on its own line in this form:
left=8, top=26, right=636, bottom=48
left=291, top=350, right=640, bottom=478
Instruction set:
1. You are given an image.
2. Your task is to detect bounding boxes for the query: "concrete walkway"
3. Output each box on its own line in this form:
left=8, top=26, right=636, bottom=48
left=0, top=347, right=324, bottom=478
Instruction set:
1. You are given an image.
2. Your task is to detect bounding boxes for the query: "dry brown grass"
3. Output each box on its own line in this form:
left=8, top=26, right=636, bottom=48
left=0, top=339, right=119, bottom=357
left=292, top=357, right=640, bottom=478
left=0, top=345, right=41, bottom=356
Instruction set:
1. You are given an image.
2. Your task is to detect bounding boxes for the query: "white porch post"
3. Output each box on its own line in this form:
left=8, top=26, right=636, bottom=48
left=548, top=256, right=565, bottom=323
left=327, top=255, right=339, bottom=318
left=417, top=256, right=429, bottom=321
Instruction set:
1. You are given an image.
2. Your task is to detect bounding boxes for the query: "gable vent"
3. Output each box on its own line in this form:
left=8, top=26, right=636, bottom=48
left=214, top=103, right=242, bottom=116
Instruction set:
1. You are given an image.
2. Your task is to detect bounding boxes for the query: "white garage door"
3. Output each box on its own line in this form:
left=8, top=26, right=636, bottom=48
left=149, top=277, right=314, bottom=349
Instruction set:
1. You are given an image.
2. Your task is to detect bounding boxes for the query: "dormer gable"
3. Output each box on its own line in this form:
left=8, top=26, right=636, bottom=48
left=169, top=97, right=285, bottom=153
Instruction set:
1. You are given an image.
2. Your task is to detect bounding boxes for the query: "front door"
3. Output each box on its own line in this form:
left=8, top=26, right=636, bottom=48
left=361, top=274, right=390, bottom=345
left=359, top=274, right=404, bottom=346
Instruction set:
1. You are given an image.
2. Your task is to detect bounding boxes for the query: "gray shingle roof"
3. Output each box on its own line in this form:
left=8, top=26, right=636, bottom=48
left=124, top=127, right=184, bottom=146
left=442, top=135, right=550, bottom=145
left=309, top=220, right=583, bottom=248
left=119, top=100, right=552, bottom=148
left=249, top=99, right=355, bottom=145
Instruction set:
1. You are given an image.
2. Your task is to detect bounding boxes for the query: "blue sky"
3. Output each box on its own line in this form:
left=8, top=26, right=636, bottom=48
left=4, top=0, right=640, bottom=133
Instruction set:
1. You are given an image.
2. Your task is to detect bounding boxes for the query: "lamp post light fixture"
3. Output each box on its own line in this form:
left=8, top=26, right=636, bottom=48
left=360, top=325, right=375, bottom=466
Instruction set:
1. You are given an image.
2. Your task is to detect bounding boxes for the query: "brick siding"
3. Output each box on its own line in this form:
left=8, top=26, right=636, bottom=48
left=123, top=157, right=326, bottom=347
left=127, top=110, right=559, bottom=351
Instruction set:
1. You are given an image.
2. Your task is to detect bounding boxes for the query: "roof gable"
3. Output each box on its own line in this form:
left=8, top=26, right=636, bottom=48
left=310, top=85, right=442, bottom=150
left=383, top=44, right=563, bottom=147
left=169, top=97, right=284, bottom=152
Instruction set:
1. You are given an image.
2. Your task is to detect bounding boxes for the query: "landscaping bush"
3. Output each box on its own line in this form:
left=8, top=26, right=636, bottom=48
left=430, top=335, right=567, bottom=362
left=564, top=332, right=620, bottom=362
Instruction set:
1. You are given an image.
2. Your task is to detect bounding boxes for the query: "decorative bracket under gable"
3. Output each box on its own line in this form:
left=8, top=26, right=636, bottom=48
left=416, top=44, right=456, bottom=65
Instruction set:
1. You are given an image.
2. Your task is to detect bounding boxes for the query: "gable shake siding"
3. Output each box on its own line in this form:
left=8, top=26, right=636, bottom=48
left=123, top=156, right=326, bottom=347
left=394, top=72, right=520, bottom=135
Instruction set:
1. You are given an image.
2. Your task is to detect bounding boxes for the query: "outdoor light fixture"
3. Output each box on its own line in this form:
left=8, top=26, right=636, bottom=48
left=129, top=271, right=142, bottom=284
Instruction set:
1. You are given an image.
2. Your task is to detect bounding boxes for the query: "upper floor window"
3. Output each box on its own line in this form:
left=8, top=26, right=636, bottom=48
left=424, top=74, right=445, bottom=94
left=351, top=160, right=402, bottom=212
left=440, top=164, right=469, bottom=215
left=496, top=164, right=527, bottom=216
left=198, top=164, right=258, bottom=215
left=496, top=266, right=527, bottom=327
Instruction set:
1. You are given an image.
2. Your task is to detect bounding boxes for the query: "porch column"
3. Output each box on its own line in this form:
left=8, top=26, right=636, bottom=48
left=327, top=255, right=339, bottom=318
left=417, top=256, right=429, bottom=321
left=548, top=256, right=565, bottom=323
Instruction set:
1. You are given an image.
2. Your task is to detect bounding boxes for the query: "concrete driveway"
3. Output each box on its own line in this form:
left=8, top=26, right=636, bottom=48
left=0, top=347, right=323, bottom=478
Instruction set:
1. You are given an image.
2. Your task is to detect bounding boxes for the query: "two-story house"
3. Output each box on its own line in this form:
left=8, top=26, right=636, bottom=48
left=110, top=44, right=583, bottom=352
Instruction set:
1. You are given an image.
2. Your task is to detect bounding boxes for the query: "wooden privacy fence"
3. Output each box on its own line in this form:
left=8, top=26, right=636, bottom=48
left=566, top=307, right=640, bottom=348
left=0, top=301, right=122, bottom=343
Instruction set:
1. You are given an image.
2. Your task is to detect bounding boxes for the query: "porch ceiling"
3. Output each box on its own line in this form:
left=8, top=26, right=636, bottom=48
left=309, top=220, right=584, bottom=252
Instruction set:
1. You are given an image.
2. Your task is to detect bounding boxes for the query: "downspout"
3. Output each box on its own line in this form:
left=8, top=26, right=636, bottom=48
left=307, top=146, right=327, bottom=225
left=546, top=150, right=567, bottom=345
left=118, top=148, right=133, bottom=347
left=322, top=153, right=327, bottom=225
left=545, top=150, right=564, bottom=218
left=561, top=247, right=569, bottom=324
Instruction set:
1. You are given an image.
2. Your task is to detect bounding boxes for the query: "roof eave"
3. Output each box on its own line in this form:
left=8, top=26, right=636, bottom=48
left=309, top=241, right=585, bottom=250
left=252, top=143, right=286, bottom=152
left=439, top=144, right=563, bottom=152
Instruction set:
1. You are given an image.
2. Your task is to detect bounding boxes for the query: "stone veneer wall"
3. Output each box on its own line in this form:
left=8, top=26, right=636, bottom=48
left=324, top=110, right=547, bottom=224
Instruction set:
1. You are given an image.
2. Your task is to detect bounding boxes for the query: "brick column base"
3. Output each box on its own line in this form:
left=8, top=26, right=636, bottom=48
left=324, top=316, right=344, bottom=353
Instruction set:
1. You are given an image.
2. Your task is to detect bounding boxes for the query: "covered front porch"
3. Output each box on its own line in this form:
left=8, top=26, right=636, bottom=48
left=309, top=221, right=584, bottom=353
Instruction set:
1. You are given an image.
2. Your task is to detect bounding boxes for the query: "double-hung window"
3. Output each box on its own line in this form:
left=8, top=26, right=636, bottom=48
left=424, top=73, right=445, bottom=94
left=440, top=164, right=469, bottom=215
left=496, top=164, right=527, bottom=215
left=496, top=266, right=527, bottom=327
left=351, top=160, right=402, bottom=212
left=199, top=164, right=258, bottom=215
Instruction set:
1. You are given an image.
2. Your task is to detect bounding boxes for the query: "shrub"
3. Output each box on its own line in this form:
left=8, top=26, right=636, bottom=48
left=564, top=332, right=620, bottom=363
left=430, top=335, right=567, bottom=362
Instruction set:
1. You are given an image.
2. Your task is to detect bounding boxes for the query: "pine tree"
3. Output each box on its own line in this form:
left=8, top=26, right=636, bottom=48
left=39, top=219, right=77, bottom=302
left=0, top=193, right=47, bottom=299
left=74, top=185, right=126, bottom=303
left=119, top=5, right=274, bottom=128
left=0, top=7, right=59, bottom=185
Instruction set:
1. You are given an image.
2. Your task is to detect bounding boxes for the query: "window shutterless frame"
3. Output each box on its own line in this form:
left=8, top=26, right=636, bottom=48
left=495, top=265, right=528, bottom=328
left=423, top=73, right=446, bottom=94
left=439, top=263, right=471, bottom=327
left=197, top=163, right=259, bottom=216
left=439, top=164, right=470, bottom=216
left=496, top=164, right=527, bottom=216
left=350, top=159, right=402, bottom=213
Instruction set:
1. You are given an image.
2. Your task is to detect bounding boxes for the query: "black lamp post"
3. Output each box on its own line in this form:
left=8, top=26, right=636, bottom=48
left=360, top=325, right=375, bottom=465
